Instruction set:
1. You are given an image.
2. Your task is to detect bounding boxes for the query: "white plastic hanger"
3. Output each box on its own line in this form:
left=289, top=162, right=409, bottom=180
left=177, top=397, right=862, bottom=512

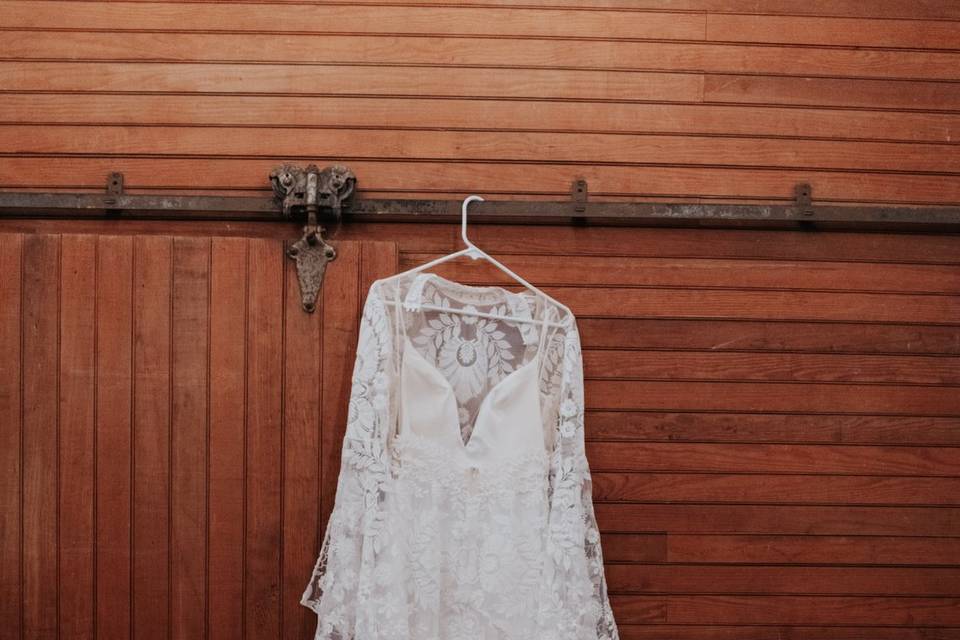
left=383, top=195, right=568, bottom=328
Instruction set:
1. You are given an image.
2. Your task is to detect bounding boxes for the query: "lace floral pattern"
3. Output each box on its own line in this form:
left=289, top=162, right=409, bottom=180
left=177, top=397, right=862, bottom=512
left=300, top=276, right=620, bottom=640
left=408, top=278, right=537, bottom=446
left=300, top=286, right=396, bottom=638
left=538, top=317, right=619, bottom=640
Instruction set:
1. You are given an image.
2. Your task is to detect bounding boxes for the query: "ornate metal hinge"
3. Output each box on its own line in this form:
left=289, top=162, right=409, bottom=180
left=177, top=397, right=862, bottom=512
left=270, top=164, right=356, bottom=312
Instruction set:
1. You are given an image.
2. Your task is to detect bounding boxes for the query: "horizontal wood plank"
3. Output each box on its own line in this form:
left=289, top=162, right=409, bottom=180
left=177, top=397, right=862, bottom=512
left=594, top=503, right=960, bottom=536
left=586, top=442, right=960, bottom=476
left=610, top=593, right=960, bottom=626
left=0, top=61, right=701, bottom=102
left=619, top=625, right=960, bottom=639
left=6, top=3, right=960, bottom=51
left=706, top=13, right=960, bottom=49
left=266, top=0, right=960, bottom=20
left=586, top=379, right=960, bottom=415
left=582, top=350, right=960, bottom=385
left=601, top=532, right=960, bottom=565
left=592, top=472, right=960, bottom=504
left=559, top=287, right=960, bottom=323
left=585, top=411, right=960, bottom=446
left=400, top=252, right=960, bottom=293
left=5, top=32, right=960, bottom=81
left=0, top=2, right=708, bottom=40
left=471, top=226, right=960, bottom=263
left=605, top=564, right=960, bottom=595
left=704, top=73, right=960, bottom=111
left=7, top=125, right=960, bottom=174
left=4, top=93, right=960, bottom=144
left=579, top=319, right=960, bottom=356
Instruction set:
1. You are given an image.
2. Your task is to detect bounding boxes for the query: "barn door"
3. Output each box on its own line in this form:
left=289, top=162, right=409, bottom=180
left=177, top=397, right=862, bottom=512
left=0, top=232, right=397, bottom=640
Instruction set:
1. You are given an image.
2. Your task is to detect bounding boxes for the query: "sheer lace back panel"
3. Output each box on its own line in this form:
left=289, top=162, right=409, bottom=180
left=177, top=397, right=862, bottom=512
left=395, top=272, right=555, bottom=450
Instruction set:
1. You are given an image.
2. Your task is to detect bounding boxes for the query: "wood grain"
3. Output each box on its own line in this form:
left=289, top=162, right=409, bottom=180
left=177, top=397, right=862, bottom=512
left=604, top=564, right=960, bottom=595
left=0, top=234, right=22, bottom=640
left=244, top=238, right=282, bottom=639
left=0, top=2, right=708, bottom=40
left=247, top=0, right=960, bottom=20
left=585, top=378, right=959, bottom=414
left=602, top=531, right=960, bottom=564
left=581, top=350, right=960, bottom=385
left=706, top=13, right=960, bottom=48
left=318, top=241, right=360, bottom=532
left=610, top=593, right=960, bottom=625
left=5, top=32, right=960, bottom=81
left=207, top=237, right=246, bottom=640
left=8, top=124, right=960, bottom=174
left=620, top=624, right=960, bottom=639
left=4, top=1, right=960, bottom=636
left=5, top=93, right=960, bottom=144
left=3, top=225, right=959, bottom=638
left=57, top=234, right=96, bottom=640
left=0, top=61, right=702, bottom=102
left=170, top=236, right=208, bottom=639
left=593, top=472, right=960, bottom=505
left=585, top=442, right=960, bottom=476
left=401, top=252, right=960, bottom=293
left=21, top=233, right=59, bottom=640
left=131, top=235, right=170, bottom=640
left=279, top=235, right=321, bottom=640
left=584, top=410, right=960, bottom=446
left=594, top=503, right=960, bottom=536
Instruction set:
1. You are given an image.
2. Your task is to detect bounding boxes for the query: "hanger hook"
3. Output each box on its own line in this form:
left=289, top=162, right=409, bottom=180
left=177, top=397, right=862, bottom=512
left=461, top=195, right=484, bottom=258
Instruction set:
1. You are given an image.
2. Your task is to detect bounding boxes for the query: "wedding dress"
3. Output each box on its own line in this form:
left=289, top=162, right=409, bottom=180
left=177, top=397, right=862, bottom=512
left=300, top=271, right=619, bottom=640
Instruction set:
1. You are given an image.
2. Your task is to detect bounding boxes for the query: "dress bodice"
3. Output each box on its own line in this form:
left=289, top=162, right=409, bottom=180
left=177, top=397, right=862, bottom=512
left=396, top=274, right=548, bottom=465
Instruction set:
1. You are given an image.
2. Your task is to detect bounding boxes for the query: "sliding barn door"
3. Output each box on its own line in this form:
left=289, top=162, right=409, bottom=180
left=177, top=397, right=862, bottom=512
left=0, top=233, right=397, bottom=640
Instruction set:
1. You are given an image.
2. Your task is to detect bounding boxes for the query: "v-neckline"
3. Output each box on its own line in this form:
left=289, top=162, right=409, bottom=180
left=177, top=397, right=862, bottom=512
left=401, top=331, right=541, bottom=451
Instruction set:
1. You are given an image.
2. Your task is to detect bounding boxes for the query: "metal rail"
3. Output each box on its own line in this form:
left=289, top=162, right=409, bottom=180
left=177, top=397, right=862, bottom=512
left=3, top=165, right=958, bottom=312
left=2, top=176, right=959, bottom=233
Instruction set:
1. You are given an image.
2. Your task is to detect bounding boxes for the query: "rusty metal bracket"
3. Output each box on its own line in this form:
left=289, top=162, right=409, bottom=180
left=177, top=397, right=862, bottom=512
left=794, top=183, right=816, bottom=230
left=795, top=182, right=814, bottom=216
left=105, top=172, right=124, bottom=213
left=571, top=178, right=588, bottom=214
left=269, top=164, right=356, bottom=313
left=571, top=178, right=588, bottom=225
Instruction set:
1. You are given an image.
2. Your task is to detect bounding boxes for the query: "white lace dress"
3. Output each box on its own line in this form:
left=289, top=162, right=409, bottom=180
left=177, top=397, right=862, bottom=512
left=300, top=271, right=620, bottom=640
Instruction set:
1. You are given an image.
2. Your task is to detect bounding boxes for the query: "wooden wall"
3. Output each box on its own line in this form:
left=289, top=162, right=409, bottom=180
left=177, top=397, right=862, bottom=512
left=0, top=233, right=398, bottom=640
left=2, top=219, right=958, bottom=639
left=2, top=2, right=960, bottom=639
left=0, top=0, right=959, bottom=206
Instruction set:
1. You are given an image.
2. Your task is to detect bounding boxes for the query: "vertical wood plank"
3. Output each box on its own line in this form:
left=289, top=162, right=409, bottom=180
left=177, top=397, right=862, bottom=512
left=319, top=241, right=361, bottom=532
left=0, top=233, right=23, bottom=640
left=360, top=242, right=399, bottom=307
left=21, top=233, right=60, bottom=640
left=95, top=235, right=134, bottom=640
left=170, top=236, right=209, bottom=639
left=245, top=238, right=283, bottom=639
left=58, top=234, right=96, bottom=640
left=280, top=239, right=322, bottom=640
left=208, top=236, right=247, bottom=640
left=132, top=235, right=171, bottom=640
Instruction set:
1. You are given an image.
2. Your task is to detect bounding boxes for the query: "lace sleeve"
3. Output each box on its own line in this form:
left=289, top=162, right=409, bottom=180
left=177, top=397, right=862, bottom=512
left=300, top=281, right=395, bottom=638
left=539, top=316, right=620, bottom=640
